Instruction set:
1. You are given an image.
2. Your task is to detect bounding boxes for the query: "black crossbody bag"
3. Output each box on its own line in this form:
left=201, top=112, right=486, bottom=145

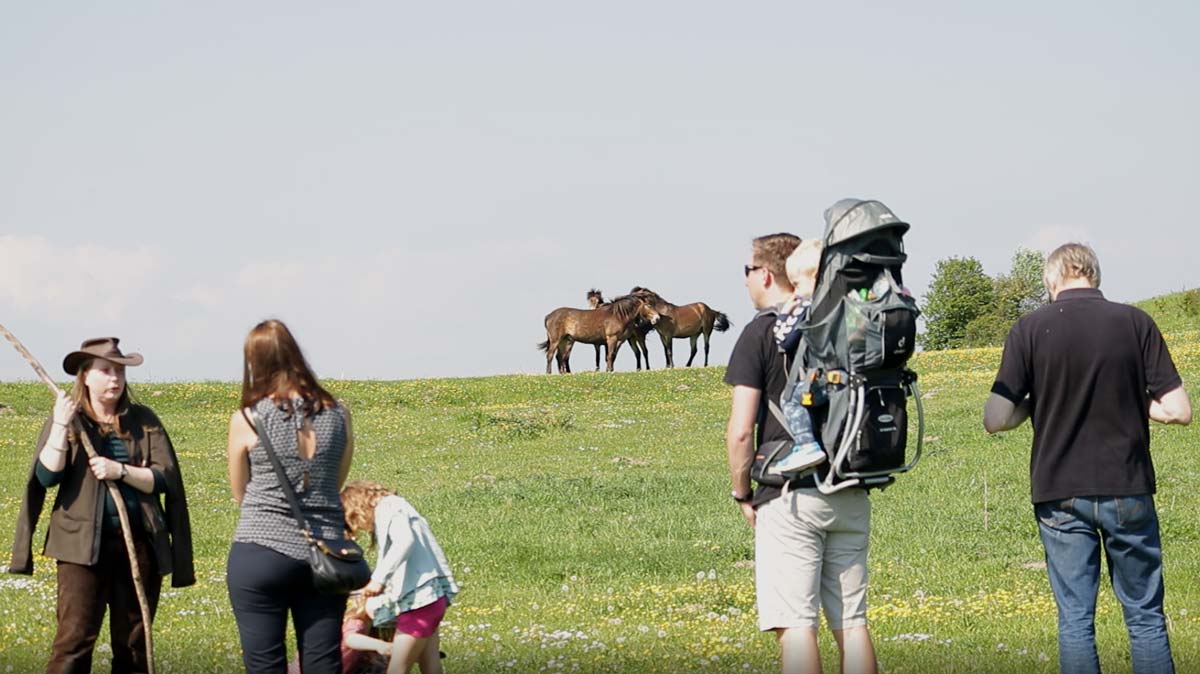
left=246, top=408, right=371, bottom=595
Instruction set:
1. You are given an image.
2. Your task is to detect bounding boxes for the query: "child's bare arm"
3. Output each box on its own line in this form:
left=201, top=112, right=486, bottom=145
left=344, top=632, right=393, bottom=656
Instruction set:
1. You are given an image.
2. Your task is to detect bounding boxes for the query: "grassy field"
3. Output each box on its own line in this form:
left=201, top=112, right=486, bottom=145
left=1, top=331, right=1198, bottom=672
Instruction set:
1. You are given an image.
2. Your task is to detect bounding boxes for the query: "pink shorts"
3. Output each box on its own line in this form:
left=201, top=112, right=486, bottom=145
left=395, top=596, right=449, bottom=638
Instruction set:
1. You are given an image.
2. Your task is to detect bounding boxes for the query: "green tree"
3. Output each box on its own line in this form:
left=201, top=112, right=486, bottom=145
left=920, top=257, right=994, bottom=350
left=994, top=247, right=1047, bottom=323
left=962, top=248, right=1047, bottom=347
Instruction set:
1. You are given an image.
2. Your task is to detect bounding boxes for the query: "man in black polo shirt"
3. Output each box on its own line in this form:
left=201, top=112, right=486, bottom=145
left=984, top=242, right=1192, bottom=674
left=726, top=232, right=877, bottom=674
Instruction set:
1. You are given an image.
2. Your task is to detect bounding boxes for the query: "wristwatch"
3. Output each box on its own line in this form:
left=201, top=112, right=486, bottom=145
left=119, top=463, right=129, bottom=480
left=731, top=490, right=753, bottom=504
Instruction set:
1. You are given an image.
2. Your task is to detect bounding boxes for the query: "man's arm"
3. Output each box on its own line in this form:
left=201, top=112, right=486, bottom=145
left=983, top=393, right=1030, bottom=434
left=726, top=385, right=760, bottom=527
left=1149, top=385, right=1192, bottom=425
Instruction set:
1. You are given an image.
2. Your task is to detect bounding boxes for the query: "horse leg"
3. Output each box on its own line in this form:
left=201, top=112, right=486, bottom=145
left=594, top=345, right=602, bottom=372
left=605, top=336, right=621, bottom=372
left=563, top=341, right=576, bottom=373
left=703, top=330, right=711, bottom=366
left=554, top=341, right=565, bottom=374
left=686, top=335, right=699, bottom=367
left=659, top=332, right=674, bottom=368
left=631, top=339, right=642, bottom=371
left=639, top=335, right=651, bottom=370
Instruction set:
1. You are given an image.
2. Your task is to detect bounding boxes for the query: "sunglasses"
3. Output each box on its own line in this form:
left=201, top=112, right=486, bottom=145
left=744, top=264, right=764, bottom=277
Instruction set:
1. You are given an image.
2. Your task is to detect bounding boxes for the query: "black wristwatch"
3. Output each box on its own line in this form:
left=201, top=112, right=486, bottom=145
left=731, top=490, right=753, bottom=504
left=119, top=463, right=129, bottom=480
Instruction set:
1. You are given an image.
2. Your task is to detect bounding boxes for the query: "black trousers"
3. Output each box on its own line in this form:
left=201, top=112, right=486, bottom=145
left=227, top=542, right=347, bottom=674
left=48, top=529, right=161, bottom=674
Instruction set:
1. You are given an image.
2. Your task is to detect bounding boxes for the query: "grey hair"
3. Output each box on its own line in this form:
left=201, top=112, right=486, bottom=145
left=1044, top=242, right=1101, bottom=290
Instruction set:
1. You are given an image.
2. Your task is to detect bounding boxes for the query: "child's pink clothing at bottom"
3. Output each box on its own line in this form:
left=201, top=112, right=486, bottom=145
left=394, top=595, right=449, bottom=638
left=286, top=617, right=383, bottom=674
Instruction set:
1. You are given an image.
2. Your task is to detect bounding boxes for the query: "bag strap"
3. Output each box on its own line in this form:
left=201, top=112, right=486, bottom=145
left=245, top=407, right=317, bottom=544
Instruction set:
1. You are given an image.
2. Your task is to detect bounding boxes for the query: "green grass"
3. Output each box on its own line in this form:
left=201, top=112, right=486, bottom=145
left=1, top=333, right=1199, bottom=672
left=1135, top=288, right=1200, bottom=333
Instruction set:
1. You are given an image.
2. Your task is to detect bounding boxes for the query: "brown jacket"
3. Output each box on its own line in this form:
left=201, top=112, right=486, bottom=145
left=9, top=404, right=195, bottom=587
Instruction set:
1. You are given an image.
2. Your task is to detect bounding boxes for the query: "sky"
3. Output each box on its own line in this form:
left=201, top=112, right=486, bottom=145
left=2, top=2, right=1197, bottom=383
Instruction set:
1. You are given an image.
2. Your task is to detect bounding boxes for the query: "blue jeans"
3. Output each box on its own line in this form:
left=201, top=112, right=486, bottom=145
left=1035, top=495, right=1173, bottom=674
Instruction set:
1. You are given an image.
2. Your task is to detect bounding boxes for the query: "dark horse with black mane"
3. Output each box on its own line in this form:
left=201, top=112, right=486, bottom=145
left=538, top=293, right=660, bottom=373
left=629, top=287, right=731, bottom=367
left=585, top=290, right=658, bottom=371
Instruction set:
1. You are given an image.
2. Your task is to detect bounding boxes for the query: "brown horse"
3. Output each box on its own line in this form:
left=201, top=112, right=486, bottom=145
left=586, top=290, right=656, bottom=371
left=630, top=287, right=731, bottom=367
left=538, top=294, right=660, bottom=373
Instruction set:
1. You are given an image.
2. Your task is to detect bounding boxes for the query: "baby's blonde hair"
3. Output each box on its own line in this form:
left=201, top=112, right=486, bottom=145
left=785, top=240, right=823, bottom=293
left=345, top=591, right=369, bottom=620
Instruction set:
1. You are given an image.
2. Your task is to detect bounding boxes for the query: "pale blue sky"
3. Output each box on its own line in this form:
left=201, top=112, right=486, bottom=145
left=2, top=2, right=1197, bottom=381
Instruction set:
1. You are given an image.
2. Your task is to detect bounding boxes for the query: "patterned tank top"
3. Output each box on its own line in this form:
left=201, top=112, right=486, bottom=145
left=233, top=397, right=349, bottom=561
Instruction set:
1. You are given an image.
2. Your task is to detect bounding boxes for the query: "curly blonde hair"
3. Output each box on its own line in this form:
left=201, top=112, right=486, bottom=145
left=341, top=480, right=395, bottom=542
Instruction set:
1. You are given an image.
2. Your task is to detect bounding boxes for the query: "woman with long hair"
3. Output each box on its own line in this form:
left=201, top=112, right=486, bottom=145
left=10, top=337, right=194, bottom=674
left=225, top=319, right=355, bottom=673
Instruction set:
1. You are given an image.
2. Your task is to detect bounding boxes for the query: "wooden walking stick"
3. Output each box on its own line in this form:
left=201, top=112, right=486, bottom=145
left=0, top=324, right=156, bottom=674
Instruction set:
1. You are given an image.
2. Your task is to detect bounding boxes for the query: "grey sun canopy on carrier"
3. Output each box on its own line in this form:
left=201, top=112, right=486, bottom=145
left=796, top=198, right=924, bottom=493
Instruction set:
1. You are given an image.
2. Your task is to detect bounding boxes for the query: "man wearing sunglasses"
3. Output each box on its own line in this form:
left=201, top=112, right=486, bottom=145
left=725, top=232, right=877, bottom=674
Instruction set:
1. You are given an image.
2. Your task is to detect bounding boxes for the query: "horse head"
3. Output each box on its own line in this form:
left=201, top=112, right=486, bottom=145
left=586, top=289, right=605, bottom=309
left=631, top=287, right=669, bottom=315
left=636, top=297, right=661, bottom=326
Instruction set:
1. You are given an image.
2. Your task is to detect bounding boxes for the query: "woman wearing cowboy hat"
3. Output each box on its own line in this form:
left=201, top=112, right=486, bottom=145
left=10, top=337, right=194, bottom=674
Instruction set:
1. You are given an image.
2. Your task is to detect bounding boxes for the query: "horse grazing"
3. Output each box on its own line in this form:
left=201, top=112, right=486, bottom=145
left=538, top=294, right=660, bottom=374
left=630, top=287, right=731, bottom=367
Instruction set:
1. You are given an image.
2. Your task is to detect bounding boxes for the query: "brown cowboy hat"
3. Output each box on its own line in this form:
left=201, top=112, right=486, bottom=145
left=63, top=337, right=144, bottom=375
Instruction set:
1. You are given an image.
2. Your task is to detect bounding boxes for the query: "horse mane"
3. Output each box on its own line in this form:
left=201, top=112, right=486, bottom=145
left=607, top=294, right=644, bottom=321
left=631, top=286, right=672, bottom=311
left=631, top=286, right=663, bottom=300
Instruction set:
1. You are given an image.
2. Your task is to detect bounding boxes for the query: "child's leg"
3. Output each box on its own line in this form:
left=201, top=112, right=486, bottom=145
left=386, top=633, right=430, bottom=674
left=388, top=597, right=449, bottom=674
left=416, top=632, right=443, bottom=674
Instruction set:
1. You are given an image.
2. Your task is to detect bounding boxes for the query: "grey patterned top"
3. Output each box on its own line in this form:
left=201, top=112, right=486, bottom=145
left=232, top=397, right=349, bottom=561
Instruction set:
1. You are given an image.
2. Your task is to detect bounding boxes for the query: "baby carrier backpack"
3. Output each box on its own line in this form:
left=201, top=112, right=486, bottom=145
left=759, top=199, right=925, bottom=493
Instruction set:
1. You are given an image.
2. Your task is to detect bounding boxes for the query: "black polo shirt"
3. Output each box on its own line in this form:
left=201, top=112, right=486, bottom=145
left=991, top=288, right=1182, bottom=503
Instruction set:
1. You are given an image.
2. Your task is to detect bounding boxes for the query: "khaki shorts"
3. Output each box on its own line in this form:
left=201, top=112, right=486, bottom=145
left=754, top=487, right=871, bottom=631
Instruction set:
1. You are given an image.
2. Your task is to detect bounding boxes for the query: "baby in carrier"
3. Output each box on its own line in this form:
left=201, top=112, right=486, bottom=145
left=769, top=239, right=827, bottom=474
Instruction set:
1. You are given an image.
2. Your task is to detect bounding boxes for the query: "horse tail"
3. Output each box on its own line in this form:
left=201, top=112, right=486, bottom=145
left=537, top=340, right=550, bottom=352
left=714, top=312, right=731, bottom=332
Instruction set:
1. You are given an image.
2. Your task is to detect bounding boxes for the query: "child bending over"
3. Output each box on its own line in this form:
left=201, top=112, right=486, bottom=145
left=342, top=481, right=459, bottom=674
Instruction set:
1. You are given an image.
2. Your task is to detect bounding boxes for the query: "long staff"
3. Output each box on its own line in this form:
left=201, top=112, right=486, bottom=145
left=0, top=324, right=155, bottom=674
